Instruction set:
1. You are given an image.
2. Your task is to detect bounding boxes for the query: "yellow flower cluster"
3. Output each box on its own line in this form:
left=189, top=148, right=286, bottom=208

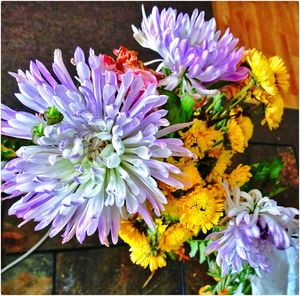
left=118, top=47, right=288, bottom=276
left=119, top=219, right=192, bottom=272
left=247, top=49, right=289, bottom=130
left=179, top=120, right=223, bottom=159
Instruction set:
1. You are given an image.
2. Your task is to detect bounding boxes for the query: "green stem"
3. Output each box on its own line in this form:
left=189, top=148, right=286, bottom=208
left=206, top=94, right=224, bottom=113
left=211, top=80, right=255, bottom=121
left=231, top=79, right=255, bottom=102
left=212, top=139, right=224, bottom=148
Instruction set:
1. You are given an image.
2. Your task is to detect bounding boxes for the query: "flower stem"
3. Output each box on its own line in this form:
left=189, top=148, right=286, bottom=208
left=1, top=229, right=50, bottom=274
left=211, top=80, right=255, bottom=121
left=206, top=93, right=224, bottom=113
left=142, top=271, right=156, bottom=288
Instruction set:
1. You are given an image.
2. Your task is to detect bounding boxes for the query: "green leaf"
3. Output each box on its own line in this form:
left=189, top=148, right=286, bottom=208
left=158, top=87, right=195, bottom=129
left=162, top=66, right=171, bottom=77
left=167, top=251, right=176, bottom=260
left=269, top=157, right=284, bottom=179
left=188, top=240, right=199, bottom=257
left=1, top=136, right=32, bottom=161
left=241, top=157, right=285, bottom=197
left=158, top=88, right=185, bottom=126
left=199, top=241, right=207, bottom=264
left=181, top=93, right=196, bottom=121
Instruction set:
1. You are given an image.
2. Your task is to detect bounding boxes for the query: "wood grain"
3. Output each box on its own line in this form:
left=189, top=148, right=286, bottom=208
left=213, top=1, right=299, bottom=109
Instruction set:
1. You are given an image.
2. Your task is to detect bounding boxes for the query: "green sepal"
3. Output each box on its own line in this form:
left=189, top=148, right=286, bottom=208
left=44, top=106, right=64, bottom=125
left=32, top=123, right=45, bottom=141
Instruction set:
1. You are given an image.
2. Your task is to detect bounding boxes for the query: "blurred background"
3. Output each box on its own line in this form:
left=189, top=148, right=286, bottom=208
left=1, top=2, right=299, bottom=295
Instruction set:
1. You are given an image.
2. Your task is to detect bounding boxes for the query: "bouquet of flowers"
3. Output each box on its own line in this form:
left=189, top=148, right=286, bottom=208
left=1, top=5, right=298, bottom=295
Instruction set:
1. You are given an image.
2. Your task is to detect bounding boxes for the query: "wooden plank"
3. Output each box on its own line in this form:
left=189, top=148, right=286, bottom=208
left=213, top=1, right=299, bottom=109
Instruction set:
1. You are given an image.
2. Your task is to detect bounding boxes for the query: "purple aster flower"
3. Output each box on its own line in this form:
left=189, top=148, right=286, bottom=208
left=132, top=6, right=248, bottom=96
left=206, top=183, right=298, bottom=276
left=206, top=220, right=273, bottom=276
left=1, top=47, right=194, bottom=246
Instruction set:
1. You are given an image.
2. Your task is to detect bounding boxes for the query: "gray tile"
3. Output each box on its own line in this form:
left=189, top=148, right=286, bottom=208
left=55, top=246, right=182, bottom=295
left=1, top=253, right=53, bottom=295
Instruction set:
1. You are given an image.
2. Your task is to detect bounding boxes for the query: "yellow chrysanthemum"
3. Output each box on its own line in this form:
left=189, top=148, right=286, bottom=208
left=207, top=183, right=226, bottom=201
left=129, top=236, right=167, bottom=272
left=228, top=164, right=252, bottom=188
left=227, top=119, right=246, bottom=153
left=206, top=150, right=234, bottom=183
left=180, top=187, right=224, bottom=235
left=269, top=56, right=290, bottom=93
left=229, top=107, right=254, bottom=146
left=261, top=94, right=284, bottom=130
left=247, top=49, right=278, bottom=96
left=119, top=220, right=146, bottom=247
left=179, top=120, right=223, bottom=159
left=162, top=195, right=183, bottom=220
left=249, top=88, right=270, bottom=104
left=236, top=115, right=254, bottom=145
left=178, top=163, right=205, bottom=190
left=159, top=223, right=193, bottom=252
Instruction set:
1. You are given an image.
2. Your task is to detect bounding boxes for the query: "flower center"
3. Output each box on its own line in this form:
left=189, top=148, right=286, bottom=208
left=87, top=137, right=108, bottom=161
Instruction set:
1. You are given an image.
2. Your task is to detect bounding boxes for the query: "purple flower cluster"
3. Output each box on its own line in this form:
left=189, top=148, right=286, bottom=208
left=1, top=47, right=193, bottom=246
left=132, top=6, right=248, bottom=96
left=206, top=184, right=299, bottom=276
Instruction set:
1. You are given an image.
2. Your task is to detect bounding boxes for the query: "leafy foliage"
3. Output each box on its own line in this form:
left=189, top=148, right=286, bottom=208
left=242, top=157, right=286, bottom=197
left=188, top=239, right=208, bottom=264
left=158, top=87, right=195, bottom=126
left=1, top=136, right=32, bottom=161
left=206, top=256, right=255, bottom=295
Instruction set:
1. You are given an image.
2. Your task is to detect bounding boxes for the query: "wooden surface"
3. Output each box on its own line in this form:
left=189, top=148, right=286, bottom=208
left=213, top=1, right=299, bottom=109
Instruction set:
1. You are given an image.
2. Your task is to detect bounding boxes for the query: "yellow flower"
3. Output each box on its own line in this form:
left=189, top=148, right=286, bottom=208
left=179, top=120, right=223, bottom=159
left=199, top=285, right=212, bottom=295
left=247, top=49, right=278, bottom=96
left=119, top=220, right=146, bottom=247
left=159, top=223, right=193, bottom=252
left=227, top=119, right=246, bottom=153
left=155, top=218, right=168, bottom=236
left=269, top=56, right=290, bottom=93
left=229, top=107, right=254, bottom=146
left=207, top=183, right=226, bottom=200
left=228, top=164, right=252, bottom=188
left=236, top=115, right=254, bottom=145
left=178, top=163, right=206, bottom=190
left=162, top=195, right=182, bottom=220
left=206, top=150, right=234, bottom=183
left=129, top=235, right=167, bottom=272
left=261, top=94, right=284, bottom=130
left=180, top=187, right=224, bottom=235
